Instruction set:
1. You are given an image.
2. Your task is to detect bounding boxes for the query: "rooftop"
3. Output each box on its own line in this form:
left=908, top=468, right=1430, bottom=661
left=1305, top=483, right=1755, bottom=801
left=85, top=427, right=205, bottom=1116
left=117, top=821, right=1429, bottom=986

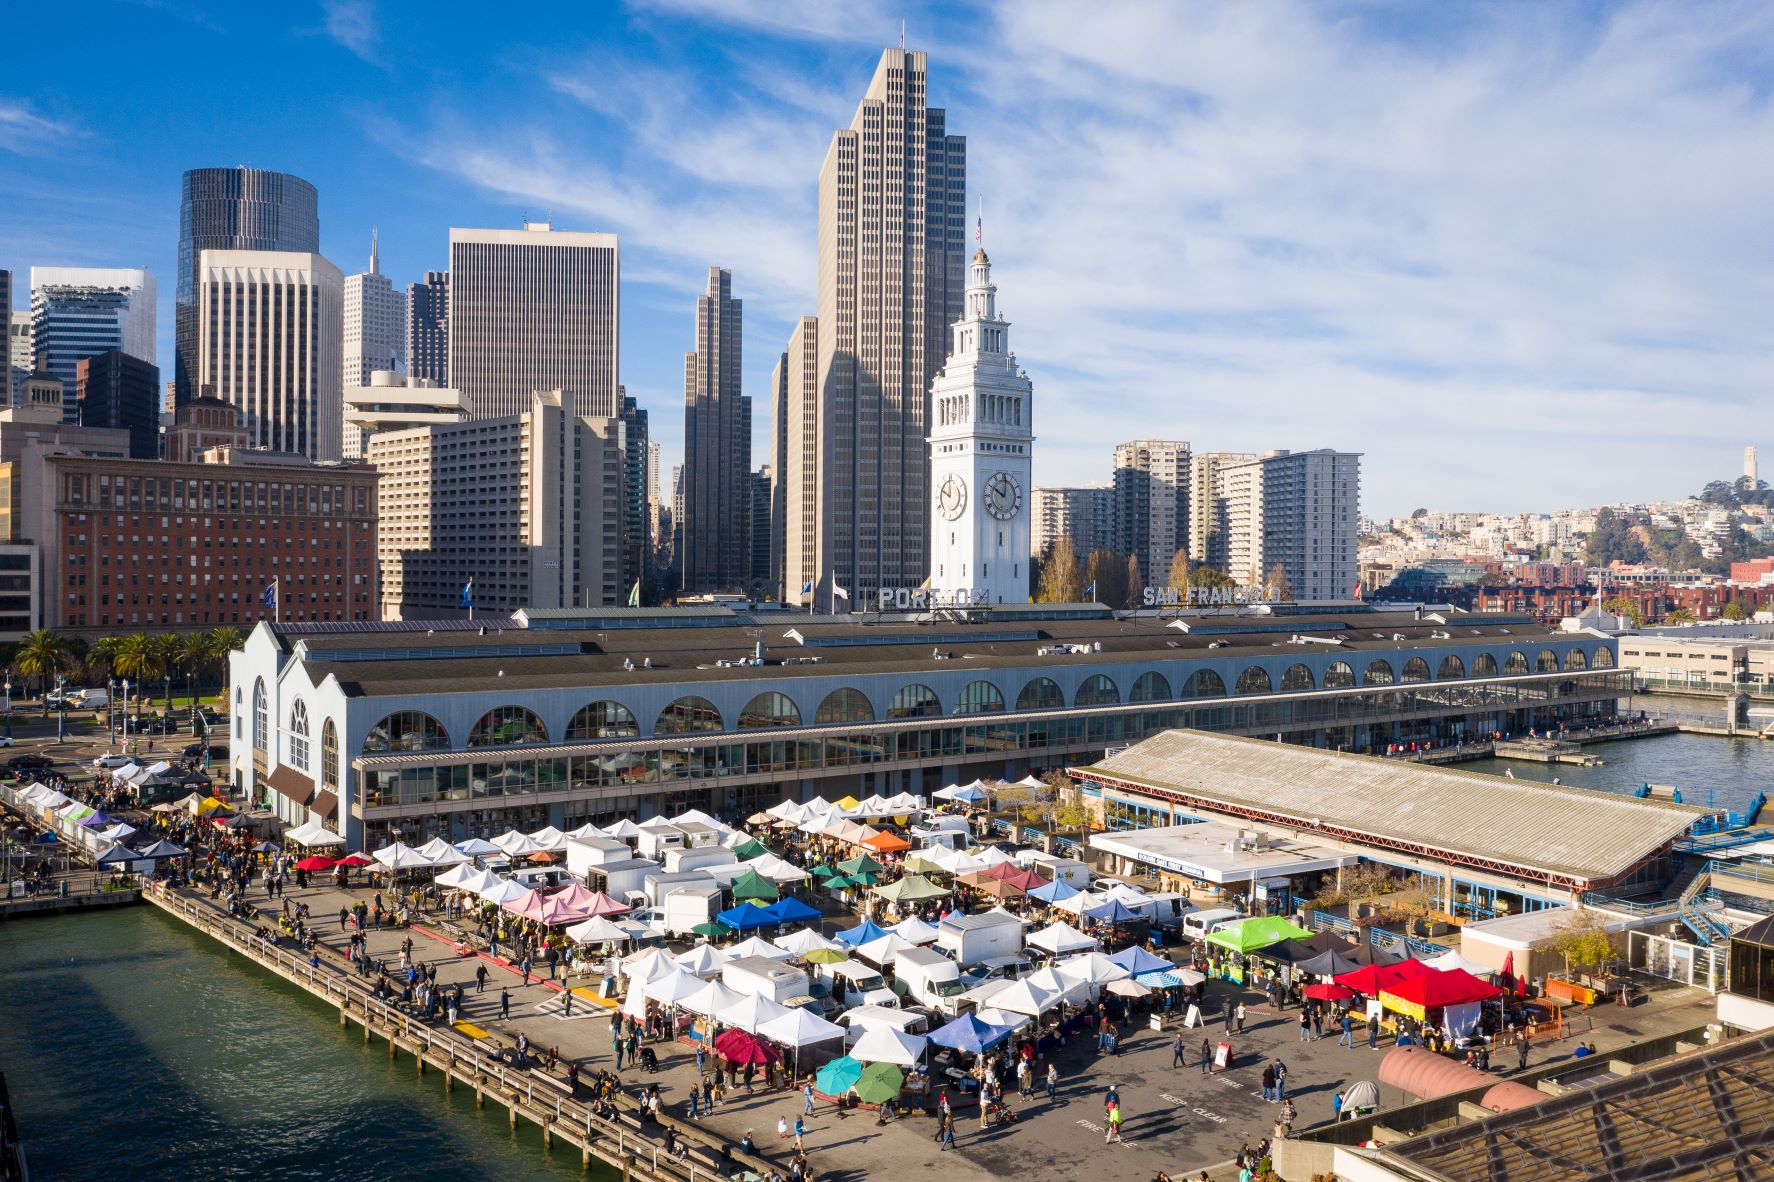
left=1088, top=821, right=1358, bottom=884
left=1073, top=731, right=1700, bottom=889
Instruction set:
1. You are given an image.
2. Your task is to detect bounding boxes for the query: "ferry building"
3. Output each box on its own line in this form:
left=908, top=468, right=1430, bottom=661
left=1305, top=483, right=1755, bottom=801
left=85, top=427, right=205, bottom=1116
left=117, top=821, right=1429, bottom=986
left=226, top=602, right=1627, bottom=849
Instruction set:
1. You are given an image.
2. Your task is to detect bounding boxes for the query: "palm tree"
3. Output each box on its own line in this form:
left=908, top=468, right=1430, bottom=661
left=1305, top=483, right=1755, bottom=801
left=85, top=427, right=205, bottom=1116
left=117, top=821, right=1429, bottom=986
left=176, top=633, right=210, bottom=706
left=86, top=634, right=123, bottom=683
left=112, top=633, right=163, bottom=688
left=14, top=629, right=71, bottom=714
left=202, top=627, right=243, bottom=700
left=151, top=634, right=181, bottom=710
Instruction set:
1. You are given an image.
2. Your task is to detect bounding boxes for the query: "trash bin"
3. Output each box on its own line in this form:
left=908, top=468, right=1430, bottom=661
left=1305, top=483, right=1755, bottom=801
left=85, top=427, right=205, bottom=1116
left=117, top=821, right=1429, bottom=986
left=59, top=879, right=70, bottom=898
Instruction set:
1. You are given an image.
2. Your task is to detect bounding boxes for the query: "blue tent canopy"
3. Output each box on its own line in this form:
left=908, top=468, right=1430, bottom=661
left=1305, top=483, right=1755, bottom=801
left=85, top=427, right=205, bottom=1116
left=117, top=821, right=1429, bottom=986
left=1083, top=899, right=1141, bottom=924
left=948, top=786, right=987, bottom=803
left=1108, top=945, right=1172, bottom=975
left=764, top=896, right=822, bottom=926
left=834, top=918, right=890, bottom=947
left=1028, top=878, right=1080, bottom=904
left=927, top=1011, right=1015, bottom=1054
left=716, top=902, right=778, bottom=932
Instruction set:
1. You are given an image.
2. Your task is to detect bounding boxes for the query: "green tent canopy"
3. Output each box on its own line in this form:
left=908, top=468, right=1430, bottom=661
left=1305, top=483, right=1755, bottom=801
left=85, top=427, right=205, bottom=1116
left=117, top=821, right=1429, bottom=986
left=730, top=869, right=781, bottom=903
left=837, top=854, right=884, bottom=877
left=1205, top=916, right=1314, bottom=955
left=731, top=838, right=769, bottom=861
left=852, top=1061, right=906, bottom=1105
left=822, top=875, right=858, bottom=890
left=691, top=921, right=733, bottom=939
left=870, top=874, right=949, bottom=903
left=810, top=864, right=838, bottom=878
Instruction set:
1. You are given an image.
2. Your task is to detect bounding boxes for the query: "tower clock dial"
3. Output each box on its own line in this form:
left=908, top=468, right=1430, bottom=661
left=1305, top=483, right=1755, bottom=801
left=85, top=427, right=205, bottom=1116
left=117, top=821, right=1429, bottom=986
left=983, top=472, right=1022, bottom=520
left=936, top=473, right=968, bottom=520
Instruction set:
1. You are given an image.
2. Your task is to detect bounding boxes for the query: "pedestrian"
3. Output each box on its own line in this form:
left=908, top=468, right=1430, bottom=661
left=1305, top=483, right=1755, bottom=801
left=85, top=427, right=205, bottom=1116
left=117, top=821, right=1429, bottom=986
left=804, top=1080, right=815, bottom=1115
left=520, top=956, right=532, bottom=986
left=1200, top=1037, right=1212, bottom=1075
left=1332, top=1091, right=1344, bottom=1122
left=1299, top=1010, right=1312, bottom=1042
left=696, top=1045, right=707, bottom=1076
left=939, top=1112, right=955, bottom=1152
left=1338, top=1010, right=1355, bottom=1048
left=563, top=988, right=573, bottom=1017
left=475, top=963, right=488, bottom=993
left=1517, top=1032, right=1530, bottom=1073
left=1236, top=1001, right=1247, bottom=1034
left=1275, top=1059, right=1288, bottom=1101
left=1045, top=1062, right=1058, bottom=1101
left=1106, top=1099, right=1124, bottom=1143
left=1018, top=1057, right=1032, bottom=1098
left=777, top=1115, right=789, bottom=1140
left=1172, top=1031, right=1186, bottom=1067
left=1260, top=1063, right=1275, bottom=1102
left=1367, top=1012, right=1379, bottom=1050
left=499, top=989, right=510, bottom=1020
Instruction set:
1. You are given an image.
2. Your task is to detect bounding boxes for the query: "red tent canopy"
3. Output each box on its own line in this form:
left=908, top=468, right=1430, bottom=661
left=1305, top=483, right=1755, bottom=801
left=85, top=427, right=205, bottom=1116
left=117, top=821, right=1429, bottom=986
left=293, top=855, right=338, bottom=871
left=1380, top=967, right=1503, bottom=1011
left=1334, top=957, right=1435, bottom=995
left=713, top=1028, right=780, bottom=1065
left=975, top=862, right=1020, bottom=882
left=999, top=867, right=1052, bottom=892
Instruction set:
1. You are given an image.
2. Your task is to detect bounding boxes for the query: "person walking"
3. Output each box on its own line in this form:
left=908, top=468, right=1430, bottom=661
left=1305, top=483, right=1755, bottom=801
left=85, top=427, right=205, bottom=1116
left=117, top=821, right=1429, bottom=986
left=562, top=988, right=573, bottom=1017
left=1338, top=1010, right=1355, bottom=1048
left=1517, top=1032, right=1530, bottom=1073
left=1235, top=1001, right=1247, bottom=1034
left=499, top=989, right=511, bottom=1020
left=1367, top=1012, right=1379, bottom=1050
left=1299, top=1010, right=1313, bottom=1042
left=1172, top=1031, right=1186, bottom=1067
left=696, top=1045, right=707, bottom=1077
left=938, top=1112, right=955, bottom=1152
left=1045, top=1062, right=1058, bottom=1102
left=519, top=956, right=532, bottom=987
left=1105, top=1099, right=1124, bottom=1143
left=1200, top=1037, right=1213, bottom=1075
left=804, top=1080, right=815, bottom=1115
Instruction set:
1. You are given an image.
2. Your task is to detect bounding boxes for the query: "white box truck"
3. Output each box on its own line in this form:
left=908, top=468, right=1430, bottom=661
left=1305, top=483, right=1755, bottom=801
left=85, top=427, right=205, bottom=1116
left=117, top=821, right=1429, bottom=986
left=662, top=845, right=737, bottom=875
left=722, top=955, right=811, bottom=1004
left=661, top=886, right=723, bottom=936
left=583, top=857, right=660, bottom=903
left=643, top=870, right=720, bottom=907
left=893, top=946, right=966, bottom=1014
left=566, top=835, right=633, bottom=877
left=936, top=910, right=1023, bottom=965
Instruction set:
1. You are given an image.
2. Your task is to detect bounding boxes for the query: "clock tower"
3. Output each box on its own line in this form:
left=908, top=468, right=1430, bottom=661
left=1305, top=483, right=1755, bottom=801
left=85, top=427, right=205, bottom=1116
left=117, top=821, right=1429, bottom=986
left=927, top=247, right=1034, bottom=605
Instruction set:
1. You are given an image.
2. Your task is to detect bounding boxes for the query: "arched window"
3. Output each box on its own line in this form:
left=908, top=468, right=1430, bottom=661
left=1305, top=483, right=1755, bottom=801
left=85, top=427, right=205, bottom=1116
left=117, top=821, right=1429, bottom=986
left=1130, top=671, right=1171, bottom=702
left=655, top=696, right=723, bottom=734
left=467, top=706, right=548, bottom=747
left=739, top=691, right=801, bottom=729
left=954, top=680, right=1006, bottom=714
left=321, top=719, right=338, bottom=789
left=566, top=701, right=639, bottom=741
left=1437, top=655, right=1466, bottom=680
left=252, top=678, right=267, bottom=752
left=235, top=686, right=244, bottom=741
left=887, top=684, right=941, bottom=720
left=1565, top=649, right=1588, bottom=671
left=1472, top=653, right=1498, bottom=678
left=1503, top=651, right=1529, bottom=675
left=363, top=710, right=451, bottom=754
left=1235, top=666, right=1272, bottom=695
left=288, top=699, right=310, bottom=772
left=1016, top=677, right=1065, bottom=711
left=1537, top=650, right=1560, bottom=673
left=815, top=688, right=874, bottom=724
left=1075, top=675, right=1119, bottom=707
left=1593, top=646, right=1615, bottom=669
left=1281, top=664, right=1315, bottom=692
left=1363, top=660, right=1395, bottom=687
left=1323, top=661, right=1355, bottom=689
left=1401, top=657, right=1432, bottom=684
left=1182, top=669, right=1227, bottom=697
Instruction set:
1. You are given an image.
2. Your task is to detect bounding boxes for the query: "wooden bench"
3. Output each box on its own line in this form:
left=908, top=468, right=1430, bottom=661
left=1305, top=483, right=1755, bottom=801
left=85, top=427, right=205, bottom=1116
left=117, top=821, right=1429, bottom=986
left=528, top=1069, right=573, bottom=1099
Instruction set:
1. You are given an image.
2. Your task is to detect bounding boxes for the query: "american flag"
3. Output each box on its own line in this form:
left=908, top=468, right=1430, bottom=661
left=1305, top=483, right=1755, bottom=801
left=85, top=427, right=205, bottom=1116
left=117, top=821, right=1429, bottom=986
left=975, top=215, right=981, bottom=245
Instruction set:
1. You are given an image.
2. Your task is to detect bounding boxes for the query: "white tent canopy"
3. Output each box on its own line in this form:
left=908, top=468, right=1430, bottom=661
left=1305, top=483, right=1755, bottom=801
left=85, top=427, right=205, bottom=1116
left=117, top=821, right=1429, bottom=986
left=986, top=978, right=1062, bottom=1017
left=777, top=927, right=843, bottom=957
left=1423, top=949, right=1496, bottom=979
left=757, top=1006, right=845, bottom=1048
left=527, top=825, right=570, bottom=853
left=680, top=979, right=745, bottom=1018
left=1054, top=951, right=1133, bottom=986
left=1026, top=920, right=1098, bottom=956
left=453, top=837, right=502, bottom=857
left=891, top=917, right=941, bottom=945
left=478, top=878, right=532, bottom=906
left=434, top=863, right=481, bottom=889
left=414, top=837, right=468, bottom=866
left=848, top=1025, right=928, bottom=1066
left=643, top=967, right=706, bottom=1006
left=716, top=991, right=792, bottom=1034
left=1053, top=889, right=1105, bottom=917
left=492, top=829, right=541, bottom=857
left=286, top=819, right=345, bottom=847
left=374, top=841, right=437, bottom=870
left=602, top=819, right=641, bottom=839
left=564, top=823, right=605, bottom=841
left=1024, top=966, right=1094, bottom=1006
left=674, top=943, right=733, bottom=977
left=746, top=852, right=810, bottom=883
left=621, top=947, right=677, bottom=983
left=565, top=915, right=633, bottom=945
left=854, top=933, right=914, bottom=966
left=726, top=935, right=792, bottom=961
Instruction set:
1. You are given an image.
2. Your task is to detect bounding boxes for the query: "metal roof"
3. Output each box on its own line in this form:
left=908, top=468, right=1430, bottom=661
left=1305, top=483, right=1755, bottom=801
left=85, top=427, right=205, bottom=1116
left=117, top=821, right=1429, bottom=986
left=1382, top=1027, right=1774, bottom=1182
left=1074, top=731, right=1700, bottom=889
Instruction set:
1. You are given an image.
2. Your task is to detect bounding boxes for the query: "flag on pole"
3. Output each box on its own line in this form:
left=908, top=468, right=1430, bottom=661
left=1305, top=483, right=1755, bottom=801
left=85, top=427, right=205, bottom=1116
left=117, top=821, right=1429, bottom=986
left=261, top=580, right=277, bottom=612
left=627, top=580, right=640, bottom=608
left=1084, top=581, right=1097, bottom=601
left=832, top=580, right=849, bottom=601
left=1351, top=581, right=1364, bottom=600
left=799, top=581, right=813, bottom=595
left=459, top=578, right=474, bottom=610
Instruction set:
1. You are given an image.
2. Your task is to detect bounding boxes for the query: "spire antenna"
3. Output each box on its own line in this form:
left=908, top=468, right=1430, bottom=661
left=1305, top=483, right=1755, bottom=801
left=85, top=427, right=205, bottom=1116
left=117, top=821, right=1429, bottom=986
left=370, top=226, right=380, bottom=274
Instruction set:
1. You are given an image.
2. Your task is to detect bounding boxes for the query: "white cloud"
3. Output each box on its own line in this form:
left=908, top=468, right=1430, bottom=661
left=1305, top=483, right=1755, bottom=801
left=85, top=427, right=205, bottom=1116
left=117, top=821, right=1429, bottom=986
left=320, top=0, right=379, bottom=62
left=0, top=101, right=75, bottom=154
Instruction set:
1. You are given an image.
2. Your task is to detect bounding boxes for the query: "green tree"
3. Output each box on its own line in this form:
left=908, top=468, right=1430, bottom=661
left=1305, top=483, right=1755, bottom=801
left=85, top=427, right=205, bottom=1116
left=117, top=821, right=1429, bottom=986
left=1084, top=549, right=1127, bottom=607
left=1189, top=564, right=1235, bottom=591
left=14, top=629, right=71, bottom=713
left=112, top=634, right=165, bottom=686
left=1167, top=548, right=1191, bottom=591
left=1546, top=909, right=1614, bottom=981
left=86, top=635, right=123, bottom=682
left=1584, top=508, right=1647, bottom=567
left=1125, top=555, right=1143, bottom=608
left=1602, top=597, right=1645, bottom=627
left=1724, top=598, right=1751, bottom=622
left=1666, top=607, right=1697, bottom=624
left=176, top=633, right=212, bottom=704
left=1035, top=536, right=1084, bottom=603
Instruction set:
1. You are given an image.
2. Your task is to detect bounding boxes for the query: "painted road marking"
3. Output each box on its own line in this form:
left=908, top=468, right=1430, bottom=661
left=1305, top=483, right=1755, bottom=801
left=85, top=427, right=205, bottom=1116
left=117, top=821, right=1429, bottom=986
left=454, top=1020, right=489, bottom=1039
left=1159, top=1092, right=1230, bottom=1124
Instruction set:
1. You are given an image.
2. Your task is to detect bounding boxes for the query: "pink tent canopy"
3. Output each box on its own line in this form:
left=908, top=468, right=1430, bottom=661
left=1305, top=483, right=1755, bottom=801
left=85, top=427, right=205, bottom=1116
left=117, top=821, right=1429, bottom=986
left=578, top=889, right=631, bottom=917
left=500, top=886, right=545, bottom=921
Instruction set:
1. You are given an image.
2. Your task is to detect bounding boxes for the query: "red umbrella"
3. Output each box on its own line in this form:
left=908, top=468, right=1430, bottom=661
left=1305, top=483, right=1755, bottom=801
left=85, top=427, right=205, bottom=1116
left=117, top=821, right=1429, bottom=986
left=712, top=1028, right=780, bottom=1065
left=294, top=855, right=339, bottom=871
left=1303, top=982, right=1355, bottom=1001
left=335, top=853, right=374, bottom=867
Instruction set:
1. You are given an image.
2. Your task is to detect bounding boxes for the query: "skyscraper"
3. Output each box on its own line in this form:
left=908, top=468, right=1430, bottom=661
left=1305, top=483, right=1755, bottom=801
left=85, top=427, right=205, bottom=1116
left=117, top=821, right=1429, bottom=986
left=76, top=349, right=161, bottom=459
left=1187, top=450, right=1256, bottom=573
left=406, top=270, right=449, bottom=386
left=176, top=167, right=319, bottom=404
left=751, top=466, right=774, bottom=590
left=448, top=222, right=619, bottom=420
left=0, top=271, right=9, bottom=400
left=198, top=250, right=343, bottom=461
left=1031, top=486, right=1111, bottom=560
left=803, top=48, right=966, bottom=609
left=617, top=389, right=650, bottom=599
left=1111, top=439, right=1191, bottom=584
left=342, top=232, right=405, bottom=394
left=680, top=268, right=750, bottom=591
left=29, top=268, right=156, bottom=422
left=779, top=316, right=819, bottom=604
left=1212, top=449, right=1361, bottom=599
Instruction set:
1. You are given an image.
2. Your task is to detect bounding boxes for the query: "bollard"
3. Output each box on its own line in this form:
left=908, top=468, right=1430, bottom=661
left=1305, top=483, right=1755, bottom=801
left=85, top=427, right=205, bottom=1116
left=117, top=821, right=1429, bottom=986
left=582, top=1146, right=591, bottom=1171
left=445, top=1072, right=454, bottom=1093
left=509, top=1102, right=518, bottom=1130
left=389, top=1036, right=397, bottom=1060
left=476, top=1085, right=485, bottom=1110
left=543, top=1120, right=552, bottom=1148
left=339, top=1005, right=347, bottom=1030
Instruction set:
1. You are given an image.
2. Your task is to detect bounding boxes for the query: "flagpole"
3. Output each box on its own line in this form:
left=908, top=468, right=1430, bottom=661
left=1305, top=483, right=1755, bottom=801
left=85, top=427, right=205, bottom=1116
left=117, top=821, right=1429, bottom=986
left=274, top=576, right=280, bottom=625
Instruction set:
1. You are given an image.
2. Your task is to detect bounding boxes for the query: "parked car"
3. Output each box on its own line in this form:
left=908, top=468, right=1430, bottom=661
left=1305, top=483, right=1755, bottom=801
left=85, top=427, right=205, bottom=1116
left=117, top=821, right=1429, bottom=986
left=92, top=753, right=133, bottom=769
left=182, top=743, right=225, bottom=761
left=0, top=736, right=12, bottom=748
left=6, top=754, right=54, bottom=772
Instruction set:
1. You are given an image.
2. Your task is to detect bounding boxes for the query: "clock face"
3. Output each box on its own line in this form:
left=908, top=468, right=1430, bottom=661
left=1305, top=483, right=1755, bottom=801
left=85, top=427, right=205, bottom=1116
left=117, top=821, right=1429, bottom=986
left=936, top=473, right=968, bottom=521
left=984, top=472, right=1022, bottom=520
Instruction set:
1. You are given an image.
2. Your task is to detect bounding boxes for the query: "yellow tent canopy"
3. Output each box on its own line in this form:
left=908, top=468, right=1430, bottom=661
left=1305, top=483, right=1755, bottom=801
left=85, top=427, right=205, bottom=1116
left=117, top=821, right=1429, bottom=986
left=834, top=795, right=862, bottom=810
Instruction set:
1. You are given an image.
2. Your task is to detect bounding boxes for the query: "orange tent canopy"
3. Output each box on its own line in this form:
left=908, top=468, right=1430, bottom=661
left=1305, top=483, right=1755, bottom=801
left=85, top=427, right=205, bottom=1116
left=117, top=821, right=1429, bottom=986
left=860, top=830, right=910, bottom=852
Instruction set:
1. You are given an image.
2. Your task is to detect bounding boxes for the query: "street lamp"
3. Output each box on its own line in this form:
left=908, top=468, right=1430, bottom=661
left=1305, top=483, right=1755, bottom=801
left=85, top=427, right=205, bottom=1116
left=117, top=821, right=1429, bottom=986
left=4, top=671, right=12, bottom=740
left=108, top=678, right=116, bottom=746
left=54, top=674, right=66, bottom=743
left=120, top=679, right=130, bottom=747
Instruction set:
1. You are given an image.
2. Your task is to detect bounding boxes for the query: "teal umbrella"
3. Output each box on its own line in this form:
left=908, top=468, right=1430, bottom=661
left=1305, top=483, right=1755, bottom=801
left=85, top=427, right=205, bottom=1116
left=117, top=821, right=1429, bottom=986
left=814, top=1055, right=863, bottom=1094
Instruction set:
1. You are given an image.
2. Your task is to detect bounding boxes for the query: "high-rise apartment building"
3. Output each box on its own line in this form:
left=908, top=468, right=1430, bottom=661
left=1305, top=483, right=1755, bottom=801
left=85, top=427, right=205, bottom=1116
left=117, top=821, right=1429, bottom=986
left=448, top=222, right=618, bottom=420
left=617, top=389, right=649, bottom=599
left=75, top=349, right=161, bottom=459
left=928, top=249, right=1033, bottom=606
left=646, top=441, right=664, bottom=557
left=1031, top=486, right=1111, bottom=560
left=370, top=390, right=624, bottom=619
left=198, top=250, right=343, bottom=461
left=342, top=233, right=405, bottom=393
left=406, top=270, right=449, bottom=386
left=800, top=48, right=966, bottom=609
left=767, top=351, right=789, bottom=599
left=1188, top=450, right=1256, bottom=573
left=779, top=317, right=819, bottom=604
left=30, top=268, right=156, bottom=422
left=680, top=268, right=750, bottom=592
left=750, top=466, right=774, bottom=590
left=1212, top=449, right=1360, bottom=599
left=176, top=167, right=319, bottom=405
left=0, top=271, right=9, bottom=400
left=8, top=318, right=30, bottom=404
left=1111, top=439, right=1190, bottom=584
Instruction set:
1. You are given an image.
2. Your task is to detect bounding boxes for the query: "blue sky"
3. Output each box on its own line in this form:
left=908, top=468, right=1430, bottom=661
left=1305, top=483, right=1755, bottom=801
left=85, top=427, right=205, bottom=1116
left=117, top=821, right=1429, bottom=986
left=6, top=0, right=1774, bottom=516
